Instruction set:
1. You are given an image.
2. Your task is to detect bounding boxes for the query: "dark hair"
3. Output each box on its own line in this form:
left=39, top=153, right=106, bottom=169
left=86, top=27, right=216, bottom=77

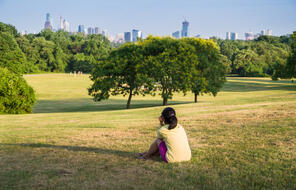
left=161, top=107, right=178, bottom=130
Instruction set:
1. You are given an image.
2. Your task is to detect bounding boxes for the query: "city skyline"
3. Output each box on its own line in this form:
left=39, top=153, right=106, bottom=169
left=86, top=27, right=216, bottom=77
left=0, top=0, right=295, bottom=39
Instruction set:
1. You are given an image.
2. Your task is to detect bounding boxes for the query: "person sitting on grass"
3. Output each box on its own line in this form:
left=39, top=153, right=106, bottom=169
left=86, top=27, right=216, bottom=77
left=137, top=107, right=191, bottom=163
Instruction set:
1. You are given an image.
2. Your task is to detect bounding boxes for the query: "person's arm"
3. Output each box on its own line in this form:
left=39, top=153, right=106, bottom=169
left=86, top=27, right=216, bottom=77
left=157, top=116, right=165, bottom=140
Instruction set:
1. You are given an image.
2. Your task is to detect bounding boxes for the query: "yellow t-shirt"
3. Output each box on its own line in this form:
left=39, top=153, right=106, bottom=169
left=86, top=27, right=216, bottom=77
left=157, top=124, right=191, bottom=163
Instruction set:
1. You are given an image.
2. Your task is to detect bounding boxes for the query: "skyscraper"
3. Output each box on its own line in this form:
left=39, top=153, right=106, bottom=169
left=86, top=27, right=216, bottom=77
left=261, top=29, right=272, bottom=36
left=94, top=27, right=101, bottom=34
left=124, top=32, right=131, bottom=42
left=59, top=16, right=70, bottom=32
left=181, top=20, right=189, bottom=37
left=78, top=25, right=85, bottom=33
left=87, top=27, right=95, bottom=35
left=245, top=32, right=254, bottom=41
left=115, top=33, right=124, bottom=44
left=230, top=32, right=238, bottom=40
left=59, top=16, right=64, bottom=30
left=102, top=29, right=108, bottom=37
left=172, top=31, right=180, bottom=38
left=44, top=13, right=52, bottom=30
left=63, top=20, right=70, bottom=32
left=226, top=32, right=231, bottom=40
left=132, top=29, right=142, bottom=42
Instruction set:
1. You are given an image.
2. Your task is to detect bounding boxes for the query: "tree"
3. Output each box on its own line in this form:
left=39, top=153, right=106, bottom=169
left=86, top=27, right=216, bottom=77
left=70, top=53, right=96, bottom=73
left=233, top=49, right=264, bottom=76
left=181, top=38, right=227, bottom=102
left=0, top=67, right=36, bottom=114
left=286, top=32, right=296, bottom=79
left=53, top=45, right=68, bottom=72
left=16, top=35, right=39, bottom=73
left=82, top=34, right=112, bottom=59
left=0, top=32, right=27, bottom=74
left=32, top=37, right=55, bottom=71
left=220, top=40, right=239, bottom=73
left=141, top=36, right=199, bottom=105
left=0, top=22, right=19, bottom=37
left=89, top=43, right=151, bottom=109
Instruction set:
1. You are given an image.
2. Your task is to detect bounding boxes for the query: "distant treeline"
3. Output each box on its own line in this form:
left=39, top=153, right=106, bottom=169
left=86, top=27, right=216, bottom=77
left=0, top=22, right=112, bottom=74
left=0, top=21, right=295, bottom=80
left=213, top=35, right=294, bottom=79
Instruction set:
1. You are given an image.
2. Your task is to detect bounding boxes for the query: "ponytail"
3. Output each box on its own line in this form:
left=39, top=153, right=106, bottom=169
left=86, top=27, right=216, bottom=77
left=168, top=115, right=178, bottom=130
left=161, top=107, right=178, bottom=130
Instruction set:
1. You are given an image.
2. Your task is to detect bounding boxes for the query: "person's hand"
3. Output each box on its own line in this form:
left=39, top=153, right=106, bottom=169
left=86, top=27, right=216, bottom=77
left=158, top=116, right=164, bottom=126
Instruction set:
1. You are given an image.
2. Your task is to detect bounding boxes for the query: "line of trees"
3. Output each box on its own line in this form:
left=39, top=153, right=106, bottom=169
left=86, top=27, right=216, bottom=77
left=88, top=36, right=227, bottom=108
left=0, top=22, right=113, bottom=75
left=214, top=35, right=293, bottom=78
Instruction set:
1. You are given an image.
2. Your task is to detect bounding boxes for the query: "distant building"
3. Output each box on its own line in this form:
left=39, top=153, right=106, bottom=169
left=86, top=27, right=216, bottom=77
left=63, top=20, right=70, bottom=32
left=124, top=32, right=131, bottom=42
left=254, top=33, right=260, bottom=39
left=102, top=29, right=108, bottom=37
left=59, top=16, right=70, bottom=32
left=94, top=27, right=101, bottom=34
left=226, top=32, right=231, bottom=40
left=87, top=27, right=95, bottom=35
left=132, top=29, right=142, bottom=42
left=44, top=13, right=52, bottom=30
left=59, top=16, right=64, bottom=30
left=181, top=20, right=189, bottom=37
left=78, top=25, right=85, bottom=33
left=172, top=31, right=180, bottom=38
left=115, top=33, right=124, bottom=44
left=245, top=32, right=254, bottom=41
left=261, top=29, right=272, bottom=36
left=230, top=32, right=238, bottom=40
left=21, top=30, right=27, bottom=36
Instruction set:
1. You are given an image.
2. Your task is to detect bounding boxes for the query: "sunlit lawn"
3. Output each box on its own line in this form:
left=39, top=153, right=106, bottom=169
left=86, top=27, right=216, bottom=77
left=0, top=74, right=295, bottom=189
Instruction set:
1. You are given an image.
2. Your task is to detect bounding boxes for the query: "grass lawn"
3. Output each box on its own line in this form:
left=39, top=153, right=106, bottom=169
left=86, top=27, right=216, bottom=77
left=0, top=74, right=295, bottom=189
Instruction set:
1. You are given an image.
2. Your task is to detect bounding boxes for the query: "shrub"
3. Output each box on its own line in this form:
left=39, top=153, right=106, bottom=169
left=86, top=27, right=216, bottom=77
left=0, top=67, right=36, bottom=114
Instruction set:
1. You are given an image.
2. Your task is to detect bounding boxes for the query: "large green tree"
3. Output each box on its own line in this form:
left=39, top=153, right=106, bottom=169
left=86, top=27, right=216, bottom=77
left=141, top=36, right=199, bottom=105
left=89, top=43, right=151, bottom=109
left=181, top=38, right=227, bottom=102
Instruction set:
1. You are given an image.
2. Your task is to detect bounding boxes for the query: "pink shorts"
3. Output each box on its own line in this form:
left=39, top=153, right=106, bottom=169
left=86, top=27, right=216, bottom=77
left=158, top=141, right=168, bottom=163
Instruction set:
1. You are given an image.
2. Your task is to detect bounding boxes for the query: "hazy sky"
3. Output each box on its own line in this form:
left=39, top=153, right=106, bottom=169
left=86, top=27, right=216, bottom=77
left=0, top=0, right=295, bottom=39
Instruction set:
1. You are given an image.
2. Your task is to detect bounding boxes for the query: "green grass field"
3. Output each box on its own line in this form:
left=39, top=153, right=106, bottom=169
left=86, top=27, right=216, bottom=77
left=0, top=74, right=295, bottom=190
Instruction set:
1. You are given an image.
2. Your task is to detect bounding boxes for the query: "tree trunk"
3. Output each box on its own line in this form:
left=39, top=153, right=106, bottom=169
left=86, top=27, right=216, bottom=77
left=126, top=89, right=133, bottom=109
left=194, top=93, right=198, bottom=103
left=162, top=97, right=168, bottom=106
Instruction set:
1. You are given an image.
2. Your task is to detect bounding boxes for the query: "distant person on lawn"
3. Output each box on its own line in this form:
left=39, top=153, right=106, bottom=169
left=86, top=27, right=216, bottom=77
left=137, top=107, right=191, bottom=163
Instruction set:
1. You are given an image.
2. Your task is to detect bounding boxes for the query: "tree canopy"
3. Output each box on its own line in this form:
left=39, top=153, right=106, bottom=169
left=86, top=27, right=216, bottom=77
left=89, top=36, right=227, bottom=108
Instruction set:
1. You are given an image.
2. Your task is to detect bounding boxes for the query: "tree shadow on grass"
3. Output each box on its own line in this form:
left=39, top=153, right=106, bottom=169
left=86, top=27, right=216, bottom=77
left=222, top=80, right=296, bottom=92
left=1, top=143, right=134, bottom=159
left=33, top=98, right=193, bottom=114
left=1, top=143, right=163, bottom=162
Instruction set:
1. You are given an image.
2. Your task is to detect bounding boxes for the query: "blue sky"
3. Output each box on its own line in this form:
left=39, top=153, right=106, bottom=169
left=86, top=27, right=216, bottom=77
left=0, top=0, right=295, bottom=39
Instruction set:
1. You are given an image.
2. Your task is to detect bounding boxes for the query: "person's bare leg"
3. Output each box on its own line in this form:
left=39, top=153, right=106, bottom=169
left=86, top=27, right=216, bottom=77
left=140, top=138, right=161, bottom=159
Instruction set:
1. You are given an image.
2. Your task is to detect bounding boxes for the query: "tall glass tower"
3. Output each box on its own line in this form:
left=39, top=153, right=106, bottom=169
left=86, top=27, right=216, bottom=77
left=78, top=25, right=85, bottom=33
left=132, top=29, right=142, bottom=42
left=44, top=13, right=52, bottom=30
left=181, top=20, right=189, bottom=37
left=124, top=32, right=131, bottom=42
